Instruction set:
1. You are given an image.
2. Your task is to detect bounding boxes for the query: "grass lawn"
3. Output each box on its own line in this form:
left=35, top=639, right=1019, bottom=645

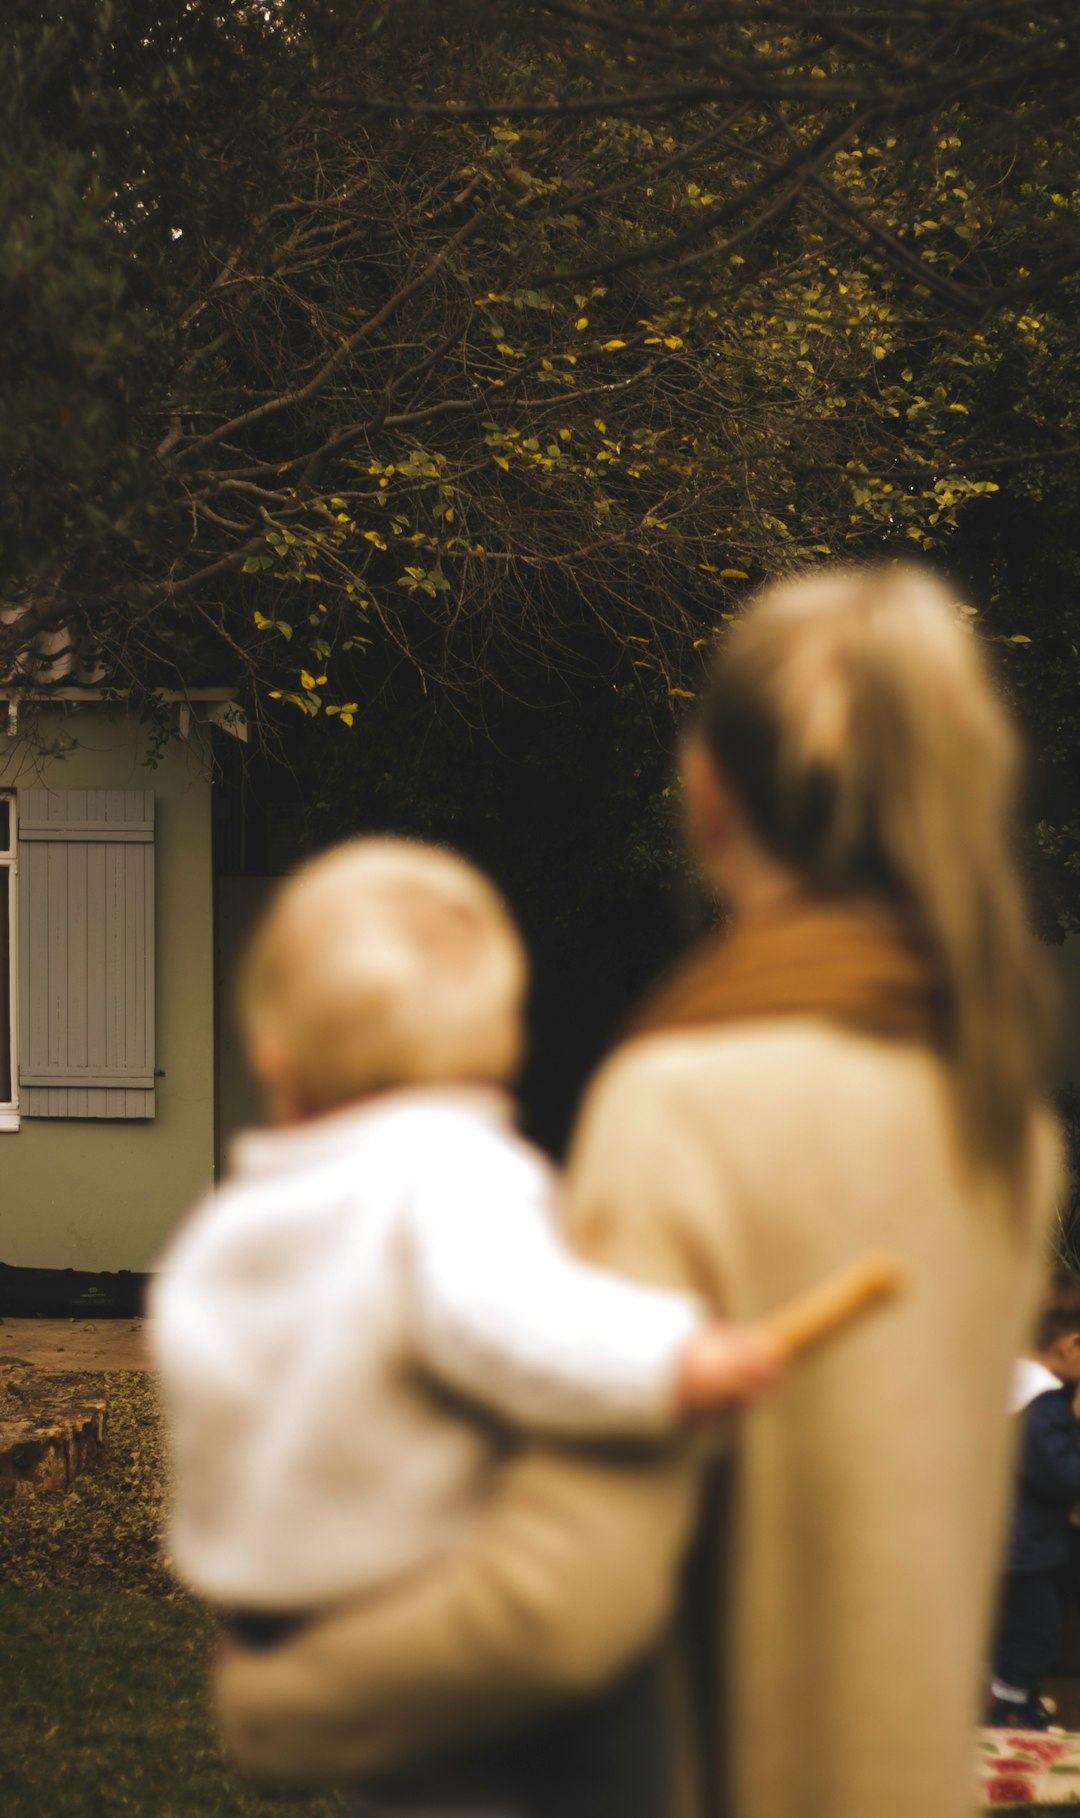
left=0, top=1588, right=341, bottom=1817
left=0, top=1371, right=340, bottom=1816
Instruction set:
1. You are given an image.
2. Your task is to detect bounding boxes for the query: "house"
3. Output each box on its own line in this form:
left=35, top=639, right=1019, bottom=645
left=2, top=685, right=1080, bottom=1306
left=0, top=690, right=244, bottom=1299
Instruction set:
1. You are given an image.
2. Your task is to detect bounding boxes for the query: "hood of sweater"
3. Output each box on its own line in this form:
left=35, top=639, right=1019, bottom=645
left=228, top=1084, right=516, bottom=1181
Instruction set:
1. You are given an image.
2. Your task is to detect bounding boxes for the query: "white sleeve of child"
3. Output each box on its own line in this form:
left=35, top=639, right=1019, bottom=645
left=399, top=1145, right=701, bottom=1437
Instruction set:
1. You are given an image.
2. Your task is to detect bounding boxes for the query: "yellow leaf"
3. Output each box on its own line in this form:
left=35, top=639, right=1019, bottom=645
left=301, top=671, right=316, bottom=689
left=559, top=427, right=571, bottom=441
left=663, top=336, right=683, bottom=350
left=593, top=419, right=607, bottom=433
left=575, top=316, right=589, bottom=330
left=602, top=339, right=626, bottom=350
left=872, top=345, right=887, bottom=359
left=493, top=455, right=509, bottom=471
left=340, top=712, right=355, bottom=727
left=363, top=530, right=387, bottom=549
left=719, top=568, right=749, bottom=579
left=668, top=688, right=697, bottom=699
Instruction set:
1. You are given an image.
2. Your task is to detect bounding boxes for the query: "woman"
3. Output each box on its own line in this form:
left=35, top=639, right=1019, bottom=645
left=217, top=564, right=1062, bottom=1818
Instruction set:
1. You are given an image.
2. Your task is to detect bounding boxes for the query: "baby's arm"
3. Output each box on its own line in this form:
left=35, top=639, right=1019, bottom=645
left=400, top=1141, right=775, bottom=1436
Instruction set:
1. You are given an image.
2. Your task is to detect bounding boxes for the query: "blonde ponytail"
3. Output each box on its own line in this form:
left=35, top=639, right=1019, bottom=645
left=701, top=562, right=1059, bottom=1176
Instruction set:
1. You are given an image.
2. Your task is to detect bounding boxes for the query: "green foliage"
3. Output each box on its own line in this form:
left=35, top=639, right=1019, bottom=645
left=1, top=5, right=1076, bottom=688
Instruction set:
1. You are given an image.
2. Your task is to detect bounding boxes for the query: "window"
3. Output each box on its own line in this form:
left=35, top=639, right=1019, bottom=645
left=18, top=790, right=156, bottom=1120
left=0, top=793, right=17, bottom=1127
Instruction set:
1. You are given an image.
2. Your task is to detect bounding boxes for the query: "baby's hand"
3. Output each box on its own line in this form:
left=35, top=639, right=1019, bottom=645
left=674, top=1322, right=783, bottom=1420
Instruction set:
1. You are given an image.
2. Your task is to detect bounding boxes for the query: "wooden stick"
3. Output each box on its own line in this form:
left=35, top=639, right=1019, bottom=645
left=758, top=1255, right=907, bottom=1362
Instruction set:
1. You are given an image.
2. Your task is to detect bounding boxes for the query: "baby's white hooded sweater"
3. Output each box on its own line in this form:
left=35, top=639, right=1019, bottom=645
left=151, top=1086, right=699, bottom=1610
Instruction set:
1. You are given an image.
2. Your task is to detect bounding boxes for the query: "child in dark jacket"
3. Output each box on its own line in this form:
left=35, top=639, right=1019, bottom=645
left=988, top=1273, right=1080, bottom=1730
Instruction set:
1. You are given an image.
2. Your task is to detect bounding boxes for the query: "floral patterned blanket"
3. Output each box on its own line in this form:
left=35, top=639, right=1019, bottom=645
left=980, top=1729, right=1080, bottom=1806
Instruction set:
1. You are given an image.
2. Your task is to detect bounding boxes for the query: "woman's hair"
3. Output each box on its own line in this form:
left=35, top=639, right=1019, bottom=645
left=700, top=561, right=1058, bottom=1175
left=240, top=837, right=527, bottom=1112
left=1036, top=1271, right=1080, bottom=1351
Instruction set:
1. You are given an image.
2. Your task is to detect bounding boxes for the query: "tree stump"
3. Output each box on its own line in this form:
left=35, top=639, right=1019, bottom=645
left=0, top=1358, right=108, bottom=1499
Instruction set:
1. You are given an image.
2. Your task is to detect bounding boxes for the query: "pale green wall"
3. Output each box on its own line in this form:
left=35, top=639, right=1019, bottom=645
left=0, top=709, right=215, bottom=1271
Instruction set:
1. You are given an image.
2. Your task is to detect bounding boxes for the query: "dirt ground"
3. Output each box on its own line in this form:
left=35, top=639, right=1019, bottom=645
left=0, top=1319, right=150, bottom=1373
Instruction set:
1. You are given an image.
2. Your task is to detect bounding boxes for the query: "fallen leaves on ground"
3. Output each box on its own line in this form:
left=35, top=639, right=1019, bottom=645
left=0, top=1371, right=173, bottom=1594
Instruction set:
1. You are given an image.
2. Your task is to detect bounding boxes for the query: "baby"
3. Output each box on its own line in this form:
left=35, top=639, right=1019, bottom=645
left=151, top=838, right=778, bottom=1625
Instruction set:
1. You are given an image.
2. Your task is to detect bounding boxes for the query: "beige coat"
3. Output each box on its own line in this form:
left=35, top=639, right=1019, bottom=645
left=218, top=1020, right=1060, bottom=1818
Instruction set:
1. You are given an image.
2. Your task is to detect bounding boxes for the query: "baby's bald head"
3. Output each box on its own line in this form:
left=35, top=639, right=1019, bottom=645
left=241, top=838, right=527, bottom=1115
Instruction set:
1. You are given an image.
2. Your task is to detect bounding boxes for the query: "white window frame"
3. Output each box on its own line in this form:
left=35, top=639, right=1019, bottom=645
left=0, top=791, right=17, bottom=1130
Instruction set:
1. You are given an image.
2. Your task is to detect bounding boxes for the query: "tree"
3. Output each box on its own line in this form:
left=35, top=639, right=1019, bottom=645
left=3, top=3, right=1077, bottom=686
left=3, top=2, right=1080, bottom=938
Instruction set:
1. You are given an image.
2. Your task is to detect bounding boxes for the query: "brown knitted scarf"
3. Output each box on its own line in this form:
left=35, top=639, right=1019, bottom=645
left=627, top=898, right=947, bottom=1050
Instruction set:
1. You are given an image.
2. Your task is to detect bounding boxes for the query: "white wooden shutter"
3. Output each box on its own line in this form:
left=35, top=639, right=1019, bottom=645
left=18, top=790, right=155, bottom=1118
